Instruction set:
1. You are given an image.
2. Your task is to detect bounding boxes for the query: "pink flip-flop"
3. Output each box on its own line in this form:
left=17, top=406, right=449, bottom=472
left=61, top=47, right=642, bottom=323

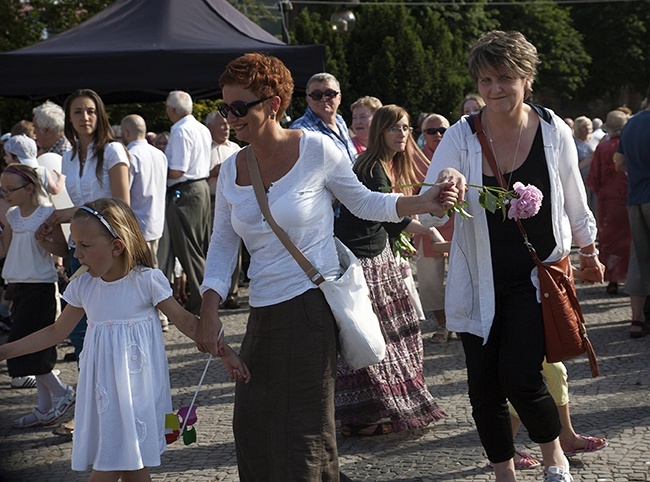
left=514, top=449, right=541, bottom=470
left=560, top=434, right=608, bottom=456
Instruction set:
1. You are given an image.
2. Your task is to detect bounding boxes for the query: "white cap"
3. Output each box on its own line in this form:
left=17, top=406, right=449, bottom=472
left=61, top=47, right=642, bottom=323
left=3, top=135, right=38, bottom=167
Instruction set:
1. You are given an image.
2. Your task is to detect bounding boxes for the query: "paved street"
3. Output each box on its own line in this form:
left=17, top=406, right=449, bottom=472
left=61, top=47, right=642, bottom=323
left=1, top=254, right=649, bottom=481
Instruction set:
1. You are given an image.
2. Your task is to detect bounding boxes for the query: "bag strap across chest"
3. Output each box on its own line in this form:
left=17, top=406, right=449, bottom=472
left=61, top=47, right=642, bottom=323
left=246, top=146, right=325, bottom=285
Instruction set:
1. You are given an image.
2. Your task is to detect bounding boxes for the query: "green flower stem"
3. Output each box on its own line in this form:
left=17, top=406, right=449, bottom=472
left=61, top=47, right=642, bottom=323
left=382, top=182, right=516, bottom=219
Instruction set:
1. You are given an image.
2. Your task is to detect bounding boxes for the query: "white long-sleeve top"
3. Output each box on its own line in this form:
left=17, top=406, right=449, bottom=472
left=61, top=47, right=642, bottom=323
left=423, top=105, right=597, bottom=342
left=201, top=131, right=403, bottom=307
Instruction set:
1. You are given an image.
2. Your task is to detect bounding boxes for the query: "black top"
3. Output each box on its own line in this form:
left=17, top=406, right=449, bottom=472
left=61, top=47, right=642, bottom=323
left=483, top=125, right=556, bottom=284
left=335, top=161, right=412, bottom=259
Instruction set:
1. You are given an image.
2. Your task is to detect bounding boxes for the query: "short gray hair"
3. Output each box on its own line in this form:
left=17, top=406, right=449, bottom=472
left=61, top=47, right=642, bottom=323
left=306, top=73, right=340, bottom=92
left=32, top=100, right=65, bottom=134
left=167, top=91, right=193, bottom=116
left=205, top=111, right=220, bottom=126
left=468, top=31, right=540, bottom=99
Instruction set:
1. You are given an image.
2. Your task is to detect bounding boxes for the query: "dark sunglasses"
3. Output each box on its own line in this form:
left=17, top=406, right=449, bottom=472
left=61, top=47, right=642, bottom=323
left=307, top=89, right=339, bottom=101
left=217, top=97, right=270, bottom=118
left=424, top=127, right=447, bottom=135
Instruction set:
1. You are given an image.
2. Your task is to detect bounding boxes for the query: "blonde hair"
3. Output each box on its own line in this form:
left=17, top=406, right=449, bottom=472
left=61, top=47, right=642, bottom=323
left=355, top=105, right=424, bottom=195
left=1, top=164, right=43, bottom=206
left=350, top=96, right=383, bottom=114
left=573, top=116, right=592, bottom=136
left=73, top=198, right=153, bottom=274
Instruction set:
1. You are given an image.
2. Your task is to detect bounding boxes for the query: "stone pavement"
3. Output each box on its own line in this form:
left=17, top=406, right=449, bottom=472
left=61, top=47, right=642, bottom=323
left=1, top=259, right=649, bottom=481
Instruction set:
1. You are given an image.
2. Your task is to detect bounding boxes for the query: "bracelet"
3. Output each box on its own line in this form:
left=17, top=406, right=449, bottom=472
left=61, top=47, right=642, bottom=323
left=578, top=248, right=599, bottom=258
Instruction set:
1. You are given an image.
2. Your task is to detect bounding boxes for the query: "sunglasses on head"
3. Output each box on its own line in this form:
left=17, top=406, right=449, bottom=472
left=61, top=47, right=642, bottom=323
left=307, top=89, right=339, bottom=101
left=217, top=97, right=271, bottom=118
left=424, top=127, right=447, bottom=135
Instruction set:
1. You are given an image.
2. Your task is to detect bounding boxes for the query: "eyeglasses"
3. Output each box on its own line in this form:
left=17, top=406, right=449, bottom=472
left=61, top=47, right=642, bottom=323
left=217, top=97, right=271, bottom=118
left=307, top=89, right=339, bottom=101
left=389, top=125, right=413, bottom=134
left=424, top=127, right=447, bottom=135
left=0, top=184, right=27, bottom=196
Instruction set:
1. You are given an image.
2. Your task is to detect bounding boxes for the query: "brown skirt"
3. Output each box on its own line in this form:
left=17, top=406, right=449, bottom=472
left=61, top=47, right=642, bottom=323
left=234, top=289, right=339, bottom=482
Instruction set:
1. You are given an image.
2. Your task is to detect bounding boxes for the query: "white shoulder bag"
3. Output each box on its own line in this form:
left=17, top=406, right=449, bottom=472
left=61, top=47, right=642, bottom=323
left=246, top=146, right=386, bottom=370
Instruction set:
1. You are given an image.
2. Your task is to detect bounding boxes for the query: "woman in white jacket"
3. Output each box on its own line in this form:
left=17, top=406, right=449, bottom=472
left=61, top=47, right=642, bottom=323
left=424, top=31, right=601, bottom=482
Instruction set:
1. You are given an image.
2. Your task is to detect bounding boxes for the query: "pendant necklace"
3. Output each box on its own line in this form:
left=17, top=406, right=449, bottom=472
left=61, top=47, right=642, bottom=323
left=79, top=148, right=87, bottom=176
left=485, top=114, right=524, bottom=188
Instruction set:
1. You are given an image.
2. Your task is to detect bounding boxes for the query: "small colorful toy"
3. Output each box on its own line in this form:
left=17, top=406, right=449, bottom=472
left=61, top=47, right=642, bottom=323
left=165, top=326, right=223, bottom=445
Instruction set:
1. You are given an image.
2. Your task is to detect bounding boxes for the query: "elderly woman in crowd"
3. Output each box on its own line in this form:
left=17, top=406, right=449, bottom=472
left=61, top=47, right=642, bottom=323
left=350, top=96, right=383, bottom=154
left=426, top=31, right=601, bottom=482
left=195, top=53, right=457, bottom=482
left=586, top=109, right=631, bottom=295
left=573, top=115, right=599, bottom=215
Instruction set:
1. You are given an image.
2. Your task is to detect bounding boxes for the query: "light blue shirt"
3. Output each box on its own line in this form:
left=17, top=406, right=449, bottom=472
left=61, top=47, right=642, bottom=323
left=290, top=107, right=357, bottom=165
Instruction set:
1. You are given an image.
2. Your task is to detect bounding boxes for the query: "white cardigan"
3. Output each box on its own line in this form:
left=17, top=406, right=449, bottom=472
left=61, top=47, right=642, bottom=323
left=423, top=105, right=597, bottom=343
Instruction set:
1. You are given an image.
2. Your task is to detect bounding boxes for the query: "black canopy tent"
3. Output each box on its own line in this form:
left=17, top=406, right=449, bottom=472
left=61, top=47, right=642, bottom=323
left=0, top=0, right=325, bottom=103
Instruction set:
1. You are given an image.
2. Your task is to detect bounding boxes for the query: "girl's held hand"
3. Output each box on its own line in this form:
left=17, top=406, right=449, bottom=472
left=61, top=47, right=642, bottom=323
left=221, top=345, right=251, bottom=383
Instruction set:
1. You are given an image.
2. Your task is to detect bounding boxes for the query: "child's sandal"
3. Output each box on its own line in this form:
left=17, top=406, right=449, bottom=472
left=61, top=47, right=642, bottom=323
left=12, top=408, right=57, bottom=428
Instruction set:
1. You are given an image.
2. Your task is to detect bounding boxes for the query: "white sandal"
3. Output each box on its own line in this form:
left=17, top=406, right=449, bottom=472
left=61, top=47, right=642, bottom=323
left=12, top=408, right=56, bottom=428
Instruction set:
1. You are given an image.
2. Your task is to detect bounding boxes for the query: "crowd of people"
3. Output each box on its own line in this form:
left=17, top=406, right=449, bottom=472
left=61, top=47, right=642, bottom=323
left=0, top=28, right=648, bottom=482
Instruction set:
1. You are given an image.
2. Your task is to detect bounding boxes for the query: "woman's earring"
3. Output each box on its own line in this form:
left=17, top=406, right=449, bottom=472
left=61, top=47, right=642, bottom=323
left=270, top=113, right=276, bottom=120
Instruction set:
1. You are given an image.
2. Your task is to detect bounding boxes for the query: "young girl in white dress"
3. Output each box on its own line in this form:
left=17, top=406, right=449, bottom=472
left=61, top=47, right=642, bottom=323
left=0, top=164, right=74, bottom=428
left=0, top=198, right=250, bottom=482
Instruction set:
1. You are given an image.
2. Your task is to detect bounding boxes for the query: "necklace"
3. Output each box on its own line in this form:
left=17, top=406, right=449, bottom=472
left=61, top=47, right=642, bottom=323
left=485, top=114, right=524, bottom=188
left=78, top=148, right=87, bottom=176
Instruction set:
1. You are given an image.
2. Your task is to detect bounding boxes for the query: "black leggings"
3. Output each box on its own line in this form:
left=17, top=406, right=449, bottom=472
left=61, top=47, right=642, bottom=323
left=7, top=283, right=57, bottom=377
left=460, top=279, right=561, bottom=463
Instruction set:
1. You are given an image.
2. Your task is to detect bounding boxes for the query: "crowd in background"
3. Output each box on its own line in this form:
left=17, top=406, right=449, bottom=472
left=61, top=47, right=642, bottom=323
left=0, top=29, right=649, bottom=482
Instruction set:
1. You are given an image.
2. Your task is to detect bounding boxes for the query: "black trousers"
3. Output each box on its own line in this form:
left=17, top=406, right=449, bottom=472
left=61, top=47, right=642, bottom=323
left=460, top=279, right=561, bottom=463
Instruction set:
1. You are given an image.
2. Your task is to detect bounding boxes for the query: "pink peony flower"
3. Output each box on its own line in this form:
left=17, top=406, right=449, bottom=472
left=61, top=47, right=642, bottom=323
left=507, top=182, right=543, bottom=220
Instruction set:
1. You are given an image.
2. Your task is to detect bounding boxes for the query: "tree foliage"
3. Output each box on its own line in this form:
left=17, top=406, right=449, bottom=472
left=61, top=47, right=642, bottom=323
left=488, top=0, right=590, bottom=101
left=1, top=0, right=648, bottom=131
left=0, top=0, right=42, bottom=52
left=292, top=2, right=495, bottom=121
left=571, top=1, right=649, bottom=108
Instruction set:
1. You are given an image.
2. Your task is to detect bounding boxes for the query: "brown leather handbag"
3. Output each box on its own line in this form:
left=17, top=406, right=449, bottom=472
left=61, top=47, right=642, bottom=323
left=473, top=113, right=599, bottom=377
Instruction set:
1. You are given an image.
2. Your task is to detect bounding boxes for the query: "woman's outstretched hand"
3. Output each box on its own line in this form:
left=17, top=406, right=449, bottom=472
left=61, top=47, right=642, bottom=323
left=436, top=168, right=467, bottom=206
left=418, top=181, right=459, bottom=217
